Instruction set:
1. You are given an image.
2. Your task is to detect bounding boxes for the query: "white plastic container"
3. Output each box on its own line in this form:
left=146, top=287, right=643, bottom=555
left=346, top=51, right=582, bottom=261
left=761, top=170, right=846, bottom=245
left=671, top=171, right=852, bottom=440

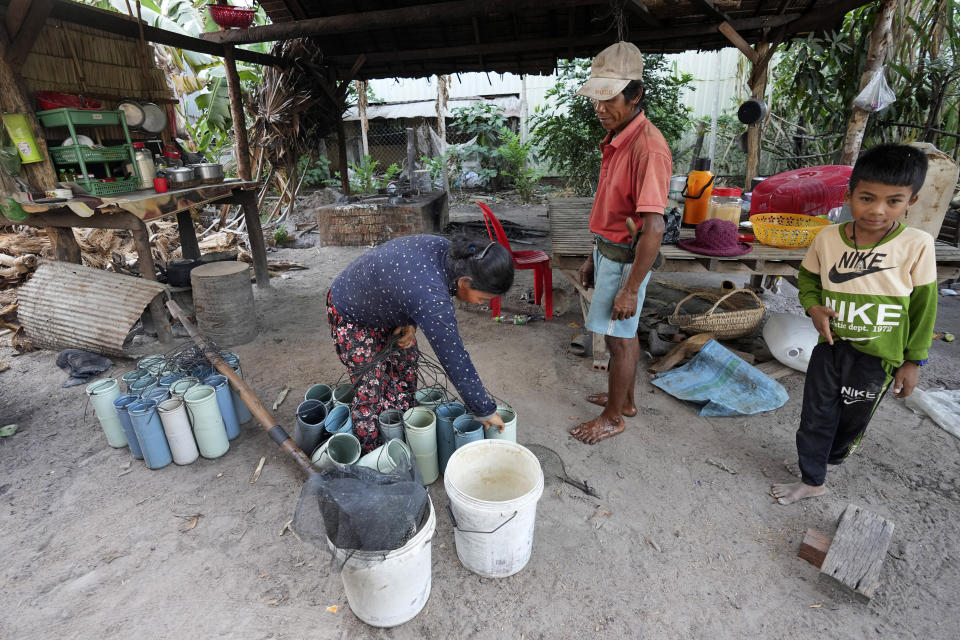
left=762, top=312, right=820, bottom=372
left=311, top=432, right=361, bottom=471
left=357, top=439, right=412, bottom=473
left=329, top=498, right=436, bottom=628
left=85, top=378, right=128, bottom=448
left=483, top=405, right=518, bottom=443
left=443, top=440, right=544, bottom=578
left=402, top=407, right=439, bottom=484
left=157, top=397, right=200, bottom=465
left=133, top=142, right=156, bottom=190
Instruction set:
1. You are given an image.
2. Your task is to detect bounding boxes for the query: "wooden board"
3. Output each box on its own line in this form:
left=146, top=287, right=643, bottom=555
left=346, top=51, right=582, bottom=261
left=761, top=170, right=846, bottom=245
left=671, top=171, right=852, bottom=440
left=798, top=528, right=832, bottom=568
left=819, top=504, right=895, bottom=602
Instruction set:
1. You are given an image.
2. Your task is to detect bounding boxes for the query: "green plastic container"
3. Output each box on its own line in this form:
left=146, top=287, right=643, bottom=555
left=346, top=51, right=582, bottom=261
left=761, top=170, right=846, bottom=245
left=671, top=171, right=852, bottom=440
left=183, top=385, right=229, bottom=459
left=36, top=108, right=124, bottom=128
left=2, top=113, right=43, bottom=163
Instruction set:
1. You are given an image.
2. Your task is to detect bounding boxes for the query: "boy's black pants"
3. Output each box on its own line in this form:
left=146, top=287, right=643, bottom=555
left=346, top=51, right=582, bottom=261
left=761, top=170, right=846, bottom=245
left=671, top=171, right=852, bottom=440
left=797, top=341, right=893, bottom=487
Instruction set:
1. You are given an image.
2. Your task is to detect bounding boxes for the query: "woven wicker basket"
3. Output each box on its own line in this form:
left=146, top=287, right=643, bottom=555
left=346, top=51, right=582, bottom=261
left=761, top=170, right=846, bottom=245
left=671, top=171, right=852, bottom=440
left=667, top=288, right=765, bottom=339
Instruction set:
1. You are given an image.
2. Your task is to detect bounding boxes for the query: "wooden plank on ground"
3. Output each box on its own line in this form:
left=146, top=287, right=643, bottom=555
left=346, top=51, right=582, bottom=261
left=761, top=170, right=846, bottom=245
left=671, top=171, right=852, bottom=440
left=798, top=528, right=832, bottom=568
left=819, top=504, right=894, bottom=602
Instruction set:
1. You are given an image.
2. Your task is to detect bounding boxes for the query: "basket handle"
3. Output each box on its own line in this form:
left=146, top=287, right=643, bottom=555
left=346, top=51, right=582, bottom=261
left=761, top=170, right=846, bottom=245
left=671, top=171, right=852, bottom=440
left=670, top=288, right=763, bottom=317
left=705, top=288, right=763, bottom=315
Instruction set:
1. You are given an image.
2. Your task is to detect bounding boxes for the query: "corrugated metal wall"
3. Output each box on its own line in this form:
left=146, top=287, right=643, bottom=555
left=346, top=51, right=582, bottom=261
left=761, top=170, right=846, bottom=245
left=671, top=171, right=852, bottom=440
left=366, top=48, right=765, bottom=121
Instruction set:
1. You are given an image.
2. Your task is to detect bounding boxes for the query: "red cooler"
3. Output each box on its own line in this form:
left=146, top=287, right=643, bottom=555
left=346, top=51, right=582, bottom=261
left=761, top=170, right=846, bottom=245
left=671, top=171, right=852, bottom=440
left=750, top=165, right=852, bottom=217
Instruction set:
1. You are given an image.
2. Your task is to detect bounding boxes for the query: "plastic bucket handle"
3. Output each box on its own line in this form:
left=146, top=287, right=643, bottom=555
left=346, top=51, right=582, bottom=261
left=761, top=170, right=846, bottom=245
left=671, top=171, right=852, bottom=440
left=446, top=504, right=518, bottom=534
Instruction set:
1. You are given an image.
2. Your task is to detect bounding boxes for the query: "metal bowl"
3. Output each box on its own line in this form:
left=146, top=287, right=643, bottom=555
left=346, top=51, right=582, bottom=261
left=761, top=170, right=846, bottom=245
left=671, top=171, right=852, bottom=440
left=164, top=166, right=198, bottom=189
left=188, top=162, right=224, bottom=184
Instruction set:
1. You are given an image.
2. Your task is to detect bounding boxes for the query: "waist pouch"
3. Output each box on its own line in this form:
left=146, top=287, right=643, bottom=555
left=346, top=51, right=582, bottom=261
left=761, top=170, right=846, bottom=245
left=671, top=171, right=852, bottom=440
left=595, top=237, right=635, bottom=264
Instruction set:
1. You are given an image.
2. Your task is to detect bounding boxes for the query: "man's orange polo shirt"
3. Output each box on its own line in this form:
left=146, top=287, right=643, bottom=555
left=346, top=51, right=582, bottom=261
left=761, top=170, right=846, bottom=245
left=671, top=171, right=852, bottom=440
left=589, top=111, right=673, bottom=245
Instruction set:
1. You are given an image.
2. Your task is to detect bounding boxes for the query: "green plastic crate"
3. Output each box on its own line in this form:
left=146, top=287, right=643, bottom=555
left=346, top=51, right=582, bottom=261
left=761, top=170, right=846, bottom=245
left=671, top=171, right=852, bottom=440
left=36, top=108, right=124, bottom=128
left=50, top=144, right=133, bottom=164
left=75, top=177, right=141, bottom=196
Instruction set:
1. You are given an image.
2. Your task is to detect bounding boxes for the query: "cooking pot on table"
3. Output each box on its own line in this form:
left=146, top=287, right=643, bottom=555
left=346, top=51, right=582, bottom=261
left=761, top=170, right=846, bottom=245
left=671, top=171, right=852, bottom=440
left=164, top=166, right=198, bottom=189
left=189, top=163, right=224, bottom=185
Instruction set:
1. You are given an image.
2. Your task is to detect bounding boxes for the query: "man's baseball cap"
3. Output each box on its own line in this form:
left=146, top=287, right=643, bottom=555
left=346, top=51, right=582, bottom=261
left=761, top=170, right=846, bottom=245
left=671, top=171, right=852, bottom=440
left=576, top=41, right=645, bottom=101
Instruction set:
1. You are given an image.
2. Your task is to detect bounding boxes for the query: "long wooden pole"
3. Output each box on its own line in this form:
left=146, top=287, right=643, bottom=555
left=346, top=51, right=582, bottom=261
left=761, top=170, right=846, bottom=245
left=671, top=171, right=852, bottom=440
left=840, top=0, right=896, bottom=165
left=223, top=45, right=252, bottom=181
left=744, top=40, right=770, bottom=190
left=201, top=0, right=598, bottom=45
left=166, top=300, right=315, bottom=476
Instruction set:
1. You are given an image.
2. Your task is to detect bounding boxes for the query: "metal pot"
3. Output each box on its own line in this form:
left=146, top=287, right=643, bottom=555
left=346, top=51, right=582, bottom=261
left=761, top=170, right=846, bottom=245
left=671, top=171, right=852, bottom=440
left=165, top=166, right=198, bottom=189
left=189, top=162, right=224, bottom=185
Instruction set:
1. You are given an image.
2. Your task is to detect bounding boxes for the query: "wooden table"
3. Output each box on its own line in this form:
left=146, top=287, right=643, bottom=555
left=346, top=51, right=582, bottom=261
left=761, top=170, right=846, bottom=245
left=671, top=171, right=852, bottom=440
left=0, top=180, right=270, bottom=343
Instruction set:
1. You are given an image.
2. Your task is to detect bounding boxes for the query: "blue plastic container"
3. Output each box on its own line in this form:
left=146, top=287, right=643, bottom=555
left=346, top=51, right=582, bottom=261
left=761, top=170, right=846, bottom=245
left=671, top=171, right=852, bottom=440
left=127, top=400, right=173, bottom=470
left=436, top=401, right=466, bottom=474
left=324, top=404, right=353, bottom=435
left=113, top=393, right=144, bottom=459
left=293, top=399, right=328, bottom=453
left=158, top=372, right=185, bottom=389
left=453, top=414, right=484, bottom=450
left=222, top=353, right=253, bottom=424
left=143, top=387, right=170, bottom=405
left=204, top=374, right=241, bottom=440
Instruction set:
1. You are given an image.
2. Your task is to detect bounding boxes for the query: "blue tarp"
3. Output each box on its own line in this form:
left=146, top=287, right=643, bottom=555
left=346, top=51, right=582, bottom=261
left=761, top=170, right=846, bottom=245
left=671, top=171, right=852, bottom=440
left=651, top=339, right=789, bottom=417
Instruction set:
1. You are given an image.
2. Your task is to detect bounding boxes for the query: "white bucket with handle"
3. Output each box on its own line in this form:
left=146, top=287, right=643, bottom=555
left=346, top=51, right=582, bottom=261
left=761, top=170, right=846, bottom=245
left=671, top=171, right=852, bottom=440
left=329, top=497, right=435, bottom=627
left=443, top=440, right=543, bottom=578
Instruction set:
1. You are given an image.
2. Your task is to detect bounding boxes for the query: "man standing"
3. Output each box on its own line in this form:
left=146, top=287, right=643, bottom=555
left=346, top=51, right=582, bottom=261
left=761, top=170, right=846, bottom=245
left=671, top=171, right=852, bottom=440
left=569, top=42, right=672, bottom=445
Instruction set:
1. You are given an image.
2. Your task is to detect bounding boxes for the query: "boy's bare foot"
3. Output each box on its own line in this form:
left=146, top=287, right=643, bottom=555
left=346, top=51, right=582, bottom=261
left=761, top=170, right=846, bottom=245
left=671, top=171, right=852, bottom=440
left=783, top=458, right=838, bottom=479
left=570, top=414, right=624, bottom=444
left=585, top=392, right=638, bottom=417
left=770, top=482, right=827, bottom=505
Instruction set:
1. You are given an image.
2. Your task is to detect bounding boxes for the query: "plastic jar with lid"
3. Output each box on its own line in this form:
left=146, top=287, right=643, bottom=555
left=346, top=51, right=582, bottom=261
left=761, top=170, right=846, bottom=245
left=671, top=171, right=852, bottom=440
left=707, top=188, right=743, bottom=225
left=132, top=142, right=156, bottom=189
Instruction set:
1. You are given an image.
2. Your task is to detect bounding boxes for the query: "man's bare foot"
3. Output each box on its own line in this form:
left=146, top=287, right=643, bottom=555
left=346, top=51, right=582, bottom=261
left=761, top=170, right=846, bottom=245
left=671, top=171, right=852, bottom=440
left=770, top=482, right=827, bottom=505
left=783, top=459, right=838, bottom=479
left=570, top=414, right=624, bottom=444
left=585, top=392, right=637, bottom=417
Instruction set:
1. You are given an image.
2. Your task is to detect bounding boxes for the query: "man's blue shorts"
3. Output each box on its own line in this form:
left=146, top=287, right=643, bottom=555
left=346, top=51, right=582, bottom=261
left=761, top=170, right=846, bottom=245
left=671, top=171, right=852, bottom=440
left=585, top=247, right=651, bottom=338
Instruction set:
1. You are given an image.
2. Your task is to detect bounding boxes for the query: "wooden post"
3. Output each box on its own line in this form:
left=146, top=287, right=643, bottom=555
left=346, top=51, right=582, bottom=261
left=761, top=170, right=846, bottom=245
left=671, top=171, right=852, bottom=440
left=336, top=116, right=350, bottom=195
left=357, top=80, right=370, bottom=158
left=744, top=40, right=770, bottom=191
left=176, top=209, right=201, bottom=260
left=0, top=33, right=57, bottom=192
left=223, top=45, right=252, bottom=181
left=840, top=0, right=897, bottom=165
left=131, top=221, right=173, bottom=343
left=238, top=190, right=270, bottom=288
left=406, top=127, right=417, bottom=191
left=47, top=227, right=82, bottom=264
left=436, top=74, right=450, bottom=193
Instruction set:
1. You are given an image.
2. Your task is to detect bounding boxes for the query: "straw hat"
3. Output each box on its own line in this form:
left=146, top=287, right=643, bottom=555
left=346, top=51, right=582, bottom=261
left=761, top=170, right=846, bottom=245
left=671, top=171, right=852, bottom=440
left=576, top=41, right=645, bottom=101
left=677, top=219, right=753, bottom=257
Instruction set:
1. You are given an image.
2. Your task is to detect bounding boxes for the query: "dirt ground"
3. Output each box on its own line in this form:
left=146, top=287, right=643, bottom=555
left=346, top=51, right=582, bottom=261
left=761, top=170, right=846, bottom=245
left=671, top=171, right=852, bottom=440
left=2, top=199, right=959, bottom=639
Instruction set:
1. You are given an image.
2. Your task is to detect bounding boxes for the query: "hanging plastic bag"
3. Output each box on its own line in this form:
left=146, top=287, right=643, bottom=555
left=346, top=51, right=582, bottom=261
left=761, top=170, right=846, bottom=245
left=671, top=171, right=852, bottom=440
left=853, top=66, right=896, bottom=112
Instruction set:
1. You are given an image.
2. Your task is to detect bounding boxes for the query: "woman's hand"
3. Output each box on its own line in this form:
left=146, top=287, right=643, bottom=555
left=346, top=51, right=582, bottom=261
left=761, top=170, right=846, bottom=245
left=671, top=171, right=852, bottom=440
left=482, top=412, right=506, bottom=434
left=392, top=325, right=417, bottom=349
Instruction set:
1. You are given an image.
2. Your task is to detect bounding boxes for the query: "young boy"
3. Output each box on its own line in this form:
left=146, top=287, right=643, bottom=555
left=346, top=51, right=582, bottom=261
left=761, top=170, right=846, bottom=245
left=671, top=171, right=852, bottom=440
left=771, top=144, right=937, bottom=505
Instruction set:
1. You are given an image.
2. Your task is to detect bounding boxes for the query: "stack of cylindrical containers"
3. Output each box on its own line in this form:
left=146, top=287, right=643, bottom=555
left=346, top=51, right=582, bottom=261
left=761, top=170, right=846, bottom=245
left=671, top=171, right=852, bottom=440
left=296, top=382, right=518, bottom=486
left=85, top=353, right=250, bottom=470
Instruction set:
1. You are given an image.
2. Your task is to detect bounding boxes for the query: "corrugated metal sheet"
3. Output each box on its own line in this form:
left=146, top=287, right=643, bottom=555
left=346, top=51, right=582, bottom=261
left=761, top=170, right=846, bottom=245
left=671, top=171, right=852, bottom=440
left=18, top=261, right=168, bottom=356
left=548, top=198, right=594, bottom=257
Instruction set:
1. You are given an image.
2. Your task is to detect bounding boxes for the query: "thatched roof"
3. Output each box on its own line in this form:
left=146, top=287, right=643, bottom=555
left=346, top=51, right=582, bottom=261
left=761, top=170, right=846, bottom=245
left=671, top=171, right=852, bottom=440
left=231, top=0, right=873, bottom=79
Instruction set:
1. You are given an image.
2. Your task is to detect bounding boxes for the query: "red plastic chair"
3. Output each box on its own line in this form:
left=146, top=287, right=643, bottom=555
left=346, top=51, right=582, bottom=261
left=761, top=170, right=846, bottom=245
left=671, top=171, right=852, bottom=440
left=477, top=202, right=552, bottom=320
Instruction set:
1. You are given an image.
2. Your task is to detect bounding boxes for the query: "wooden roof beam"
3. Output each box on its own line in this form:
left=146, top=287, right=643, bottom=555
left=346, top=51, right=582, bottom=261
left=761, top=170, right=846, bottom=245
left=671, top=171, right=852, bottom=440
left=690, top=0, right=730, bottom=24
left=16, top=0, right=288, bottom=67
left=200, top=0, right=602, bottom=45
left=326, top=14, right=802, bottom=67
left=625, top=0, right=663, bottom=29
left=5, top=0, right=53, bottom=71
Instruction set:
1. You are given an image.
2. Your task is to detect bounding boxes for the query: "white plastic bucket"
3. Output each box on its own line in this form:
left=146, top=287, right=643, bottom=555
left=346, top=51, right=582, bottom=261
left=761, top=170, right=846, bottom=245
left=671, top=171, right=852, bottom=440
left=443, top=440, right=544, bottom=578
left=329, top=498, right=436, bottom=628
